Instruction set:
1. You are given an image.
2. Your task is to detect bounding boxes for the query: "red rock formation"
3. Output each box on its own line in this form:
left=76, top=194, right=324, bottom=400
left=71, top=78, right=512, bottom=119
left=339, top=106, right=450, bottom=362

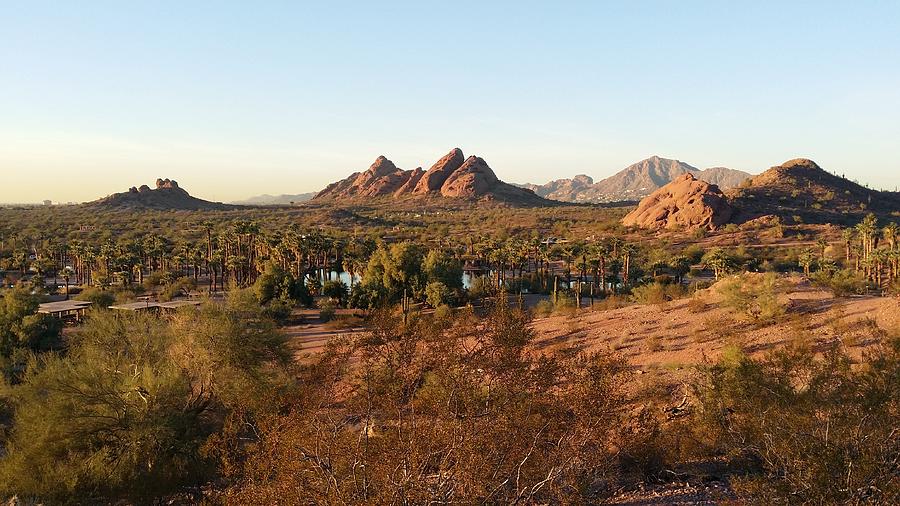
left=621, top=173, right=733, bottom=230
left=439, top=156, right=499, bottom=197
left=314, top=149, right=547, bottom=205
left=413, top=148, right=465, bottom=194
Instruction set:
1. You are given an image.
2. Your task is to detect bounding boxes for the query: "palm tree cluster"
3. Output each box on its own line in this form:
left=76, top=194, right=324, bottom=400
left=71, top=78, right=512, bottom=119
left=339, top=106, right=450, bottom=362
left=0, top=221, right=375, bottom=295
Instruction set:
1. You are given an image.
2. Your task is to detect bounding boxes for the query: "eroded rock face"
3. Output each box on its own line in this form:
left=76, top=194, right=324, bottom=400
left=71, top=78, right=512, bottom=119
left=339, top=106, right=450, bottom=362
left=156, top=178, right=179, bottom=189
left=413, top=148, right=465, bottom=194
left=314, top=148, right=547, bottom=205
left=439, top=156, right=500, bottom=197
left=621, top=173, right=733, bottom=230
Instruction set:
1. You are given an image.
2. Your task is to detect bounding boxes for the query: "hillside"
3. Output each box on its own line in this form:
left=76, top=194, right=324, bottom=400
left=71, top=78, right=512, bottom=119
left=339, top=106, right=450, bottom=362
left=86, top=179, right=235, bottom=211
left=727, top=158, right=900, bottom=224
left=314, top=148, right=549, bottom=206
left=524, top=156, right=751, bottom=203
left=231, top=192, right=316, bottom=205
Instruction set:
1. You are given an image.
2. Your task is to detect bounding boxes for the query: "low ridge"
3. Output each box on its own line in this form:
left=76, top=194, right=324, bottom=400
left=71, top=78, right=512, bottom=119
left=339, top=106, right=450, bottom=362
left=86, top=178, right=234, bottom=210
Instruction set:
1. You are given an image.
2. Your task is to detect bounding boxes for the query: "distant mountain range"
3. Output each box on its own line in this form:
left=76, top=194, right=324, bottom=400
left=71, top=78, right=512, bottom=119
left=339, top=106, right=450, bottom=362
left=314, top=148, right=549, bottom=206
left=231, top=192, right=317, bottom=205
left=519, top=156, right=752, bottom=203
left=620, top=157, right=900, bottom=230
left=85, top=179, right=235, bottom=211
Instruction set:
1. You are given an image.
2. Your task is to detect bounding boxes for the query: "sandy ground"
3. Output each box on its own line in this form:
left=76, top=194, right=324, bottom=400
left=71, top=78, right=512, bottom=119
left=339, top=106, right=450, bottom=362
left=285, top=276, right=898, bottom=372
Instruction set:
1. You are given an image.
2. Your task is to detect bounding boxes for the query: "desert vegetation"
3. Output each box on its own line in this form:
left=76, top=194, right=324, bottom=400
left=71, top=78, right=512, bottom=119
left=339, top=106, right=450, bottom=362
left=0, top=203, right=898, bottom=503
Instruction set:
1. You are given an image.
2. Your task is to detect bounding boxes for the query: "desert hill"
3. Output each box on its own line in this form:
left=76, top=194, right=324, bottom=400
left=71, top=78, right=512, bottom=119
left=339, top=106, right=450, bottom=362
left=231, top=192, right=317, bottom=205
left=314, top=148, right=549, bottom=206
left=523, top=156, right=751, bottom=203
left=86, top=179, right=235, bottom=211
left=727, top=158, right=900, bottom=225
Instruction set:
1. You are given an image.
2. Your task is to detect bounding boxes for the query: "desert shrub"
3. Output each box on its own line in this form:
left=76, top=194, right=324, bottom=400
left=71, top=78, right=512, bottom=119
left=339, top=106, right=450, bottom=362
left=647, top=336, right=664, bottom=352
left=432, top=303, right=453, bottom=322
left=75, top=286, right=116, bottom=308
left=716, top=273, right=785, bottom=322
left=533, top=299, right=554, bottom=317
left=0, top=292, right=289, bottom=500
left=552, top=291, right=577, bottom=315
left=424, top=280, right=453, bottom=308
left=811, top=268, right=867, bottom=297
left=213, top=298, right=640, bottom=504
left=319, top=301, right=336, bottom=323
left=594, top=294, right=627, bottom=311
left=261, top=297, right=293, bottom=323
left=157, top=277, right=196, bottom=302
left=691, top=339, right=900, bottom=504
left=630, top=282, right=687, bottom=305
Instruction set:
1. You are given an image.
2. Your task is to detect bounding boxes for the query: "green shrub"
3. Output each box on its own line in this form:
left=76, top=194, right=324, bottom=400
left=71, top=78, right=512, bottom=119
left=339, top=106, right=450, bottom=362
left=75, top=287, right=116, bottom=308
left=691, top=339, right=900, bottom=503
left=319, top=302, right=336, bottom=323
left=811, top=269, right=867, bottom=297
left=424, top=281, right=453, bottom=308
left=716, top=273, right=785, bottom=322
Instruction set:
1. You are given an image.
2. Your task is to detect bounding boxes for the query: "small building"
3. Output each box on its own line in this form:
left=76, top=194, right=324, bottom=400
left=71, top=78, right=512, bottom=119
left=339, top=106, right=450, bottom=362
left=37, top=300, right=92, bottom=321
left=157, top=300, right=202, bottom=313
left=108, top=301, right=161, bottom=313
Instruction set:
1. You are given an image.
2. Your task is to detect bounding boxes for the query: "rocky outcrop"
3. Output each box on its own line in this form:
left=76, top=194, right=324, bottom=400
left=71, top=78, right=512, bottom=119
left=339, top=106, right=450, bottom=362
left=156, top=178, right=179, bottom=189
left=314, top=148, right=548, bottom=205
left=414, top=148, right=465, bottom=194
left=87, top=178, right=234, bottom=210
left=439, top=156, right=499, bottom=197
left=621, top=173, right=733, bottom=230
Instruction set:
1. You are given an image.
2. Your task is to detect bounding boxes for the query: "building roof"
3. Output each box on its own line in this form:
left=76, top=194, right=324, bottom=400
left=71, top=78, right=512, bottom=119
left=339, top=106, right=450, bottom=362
left=108, top=301, right=160, bottom=311
left=37, top=300, right=93, bottom=314
left=157, top=300, right=202, bottom=309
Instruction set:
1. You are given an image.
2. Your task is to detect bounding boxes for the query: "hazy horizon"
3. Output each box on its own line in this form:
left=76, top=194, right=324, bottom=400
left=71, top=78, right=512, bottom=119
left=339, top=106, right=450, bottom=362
left=3, top=2, right=899, bottom=203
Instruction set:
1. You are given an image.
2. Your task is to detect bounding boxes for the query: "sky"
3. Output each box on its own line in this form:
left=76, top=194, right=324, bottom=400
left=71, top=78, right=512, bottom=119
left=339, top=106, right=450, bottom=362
left=2, top=1, right=899, bottom=203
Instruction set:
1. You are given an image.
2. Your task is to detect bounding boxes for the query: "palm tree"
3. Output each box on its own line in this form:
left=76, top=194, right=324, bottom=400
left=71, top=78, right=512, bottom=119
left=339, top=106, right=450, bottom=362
left=798, top=249, right=816, bottom=277
left=61, top=267, right=74, bottom=299
left=842, top=228, right=854, bottom=267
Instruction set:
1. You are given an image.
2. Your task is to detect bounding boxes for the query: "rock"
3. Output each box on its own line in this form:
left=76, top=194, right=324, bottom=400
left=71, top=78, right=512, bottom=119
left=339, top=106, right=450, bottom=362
left=86, top=179, right=231, bottom=210
left=155, top=178, right=179, bottom=189
left=621, top=173, right=733, bottom=230
left=394, top=167, right=425, bottom=196
left=314, top=148, right=550, bottom=206
left=440, top=156, right=500, bottom=197
left=413, top=148, right=465, bottom=194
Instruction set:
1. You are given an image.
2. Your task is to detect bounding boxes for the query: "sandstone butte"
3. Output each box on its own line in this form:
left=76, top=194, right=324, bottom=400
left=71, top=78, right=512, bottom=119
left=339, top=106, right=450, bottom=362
left=314, top=148, right=546, bottom=204
left=621, top=173, right=734, bottom=230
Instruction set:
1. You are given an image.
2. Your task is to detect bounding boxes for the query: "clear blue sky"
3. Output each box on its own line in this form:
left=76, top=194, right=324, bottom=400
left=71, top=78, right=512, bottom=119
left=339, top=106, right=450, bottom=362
left=2, top=1, right=899, bottom=203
